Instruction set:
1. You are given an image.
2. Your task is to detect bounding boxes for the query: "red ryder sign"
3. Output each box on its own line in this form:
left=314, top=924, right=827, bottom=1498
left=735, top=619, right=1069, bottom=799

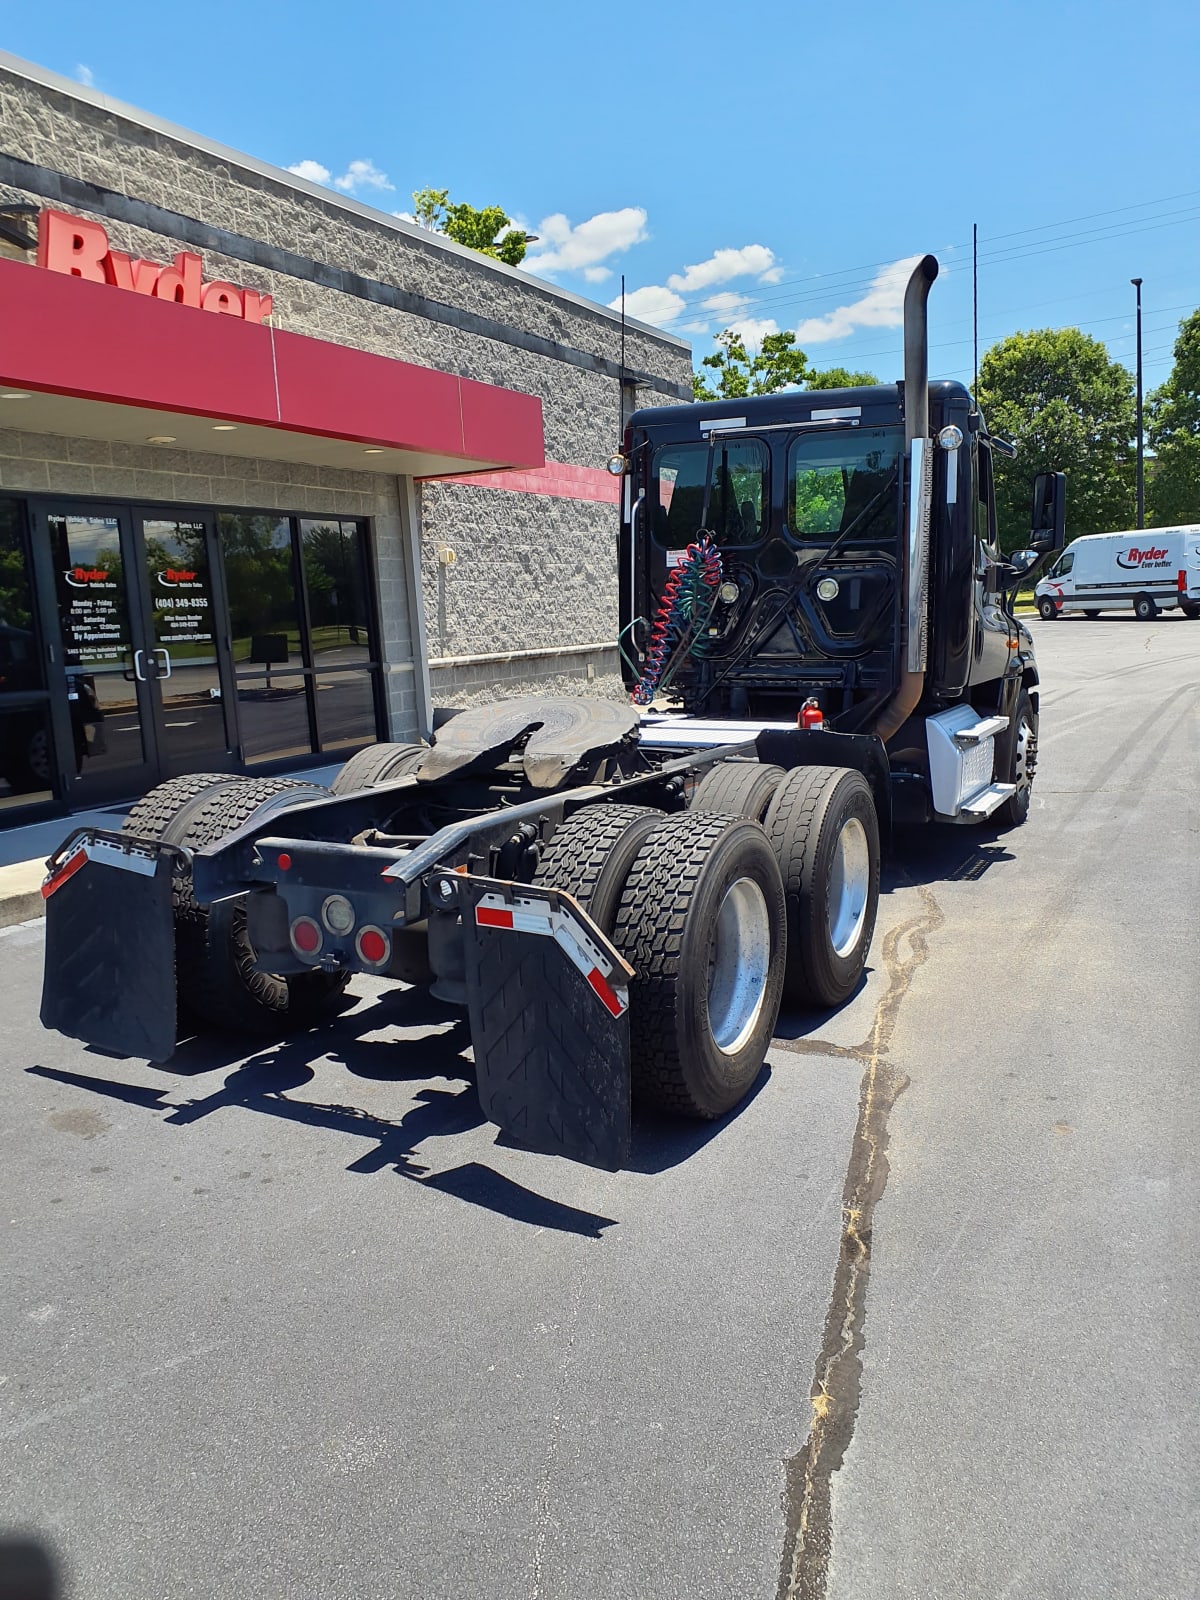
left=36, top=209, right=273, bottom=323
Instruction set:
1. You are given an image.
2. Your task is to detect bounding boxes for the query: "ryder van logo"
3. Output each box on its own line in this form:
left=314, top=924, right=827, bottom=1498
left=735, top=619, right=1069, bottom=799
left=158, top=568, right=199, bottom=587
left=1117, top=545, right=1168, bottom=569
left=63, top=567, right=110, bottom=587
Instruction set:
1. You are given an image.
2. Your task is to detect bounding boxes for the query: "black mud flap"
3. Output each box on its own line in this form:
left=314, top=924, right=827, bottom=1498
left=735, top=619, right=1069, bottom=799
left=40, top=832, right=177, bottom=1062
left=451, top=872, right=634, bottom=1170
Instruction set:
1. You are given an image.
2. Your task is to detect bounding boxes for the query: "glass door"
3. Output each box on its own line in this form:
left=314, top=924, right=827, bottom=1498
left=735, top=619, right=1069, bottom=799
left=132, top=510, right=235, bottom=778
left=35, top=502, right=160, bottom=808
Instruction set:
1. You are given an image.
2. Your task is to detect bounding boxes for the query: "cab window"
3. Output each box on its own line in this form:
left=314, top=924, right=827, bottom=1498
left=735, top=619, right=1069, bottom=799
left=1050, top=550, right=1074, bottom=578
left=652, top=438, right=768, bottom=549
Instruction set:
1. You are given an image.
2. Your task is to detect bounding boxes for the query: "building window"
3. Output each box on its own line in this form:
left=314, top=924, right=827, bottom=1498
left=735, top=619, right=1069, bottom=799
left=0, top=498, right=54, bottom=810
left=219, top=512, right=382, bottom=766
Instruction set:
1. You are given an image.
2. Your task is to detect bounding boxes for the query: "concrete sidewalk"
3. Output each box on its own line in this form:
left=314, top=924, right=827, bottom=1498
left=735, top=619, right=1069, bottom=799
left=0, top=765, right=340, bottom=929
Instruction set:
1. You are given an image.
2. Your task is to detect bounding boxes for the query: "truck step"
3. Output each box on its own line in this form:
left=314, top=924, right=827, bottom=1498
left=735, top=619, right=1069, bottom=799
left=951, top=715, right=1009, bottom=747
left=959, top=782, right=1017, bottom=818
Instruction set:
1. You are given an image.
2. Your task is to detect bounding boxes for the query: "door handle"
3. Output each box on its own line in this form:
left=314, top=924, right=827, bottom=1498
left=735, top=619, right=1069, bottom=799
left=133, top=649, right=148, bottom=682
left=154, top=648, right=172, bottom=680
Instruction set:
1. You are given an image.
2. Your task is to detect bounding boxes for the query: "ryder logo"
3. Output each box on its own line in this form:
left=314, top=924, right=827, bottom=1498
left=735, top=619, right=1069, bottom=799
left=158, top=568, right=199, bottom=587
left=37, top=210, right=273, bottom=324
left=63, top=567, right=111, bottom=587
left=1117, top=545, right=1169, bottom=569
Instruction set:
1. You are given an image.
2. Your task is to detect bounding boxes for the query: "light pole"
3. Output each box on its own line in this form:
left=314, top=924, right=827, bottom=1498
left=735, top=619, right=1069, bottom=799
left=1131, top=277, right=1144, bottom=529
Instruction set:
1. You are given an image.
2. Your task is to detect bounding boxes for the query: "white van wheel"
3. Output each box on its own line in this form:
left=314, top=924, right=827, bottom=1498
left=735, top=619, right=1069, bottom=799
left=1134, top=594, right=1157, bottom=621
left=1037, top=596, right=1058, bottom=620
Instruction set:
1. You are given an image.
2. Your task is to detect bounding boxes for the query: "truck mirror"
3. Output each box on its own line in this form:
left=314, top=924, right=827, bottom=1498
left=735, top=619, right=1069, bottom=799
left=1008, top=548, right=1040, bottom=575
left=1030, top=471, right=1066, bottom=555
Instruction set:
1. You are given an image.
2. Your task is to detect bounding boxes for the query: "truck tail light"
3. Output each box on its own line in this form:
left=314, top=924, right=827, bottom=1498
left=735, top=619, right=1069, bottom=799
left=355, top=926, right=390, bottom=968
left=1179, top=569, right=1188, bottom=592
left=290, top=916, right=323, bottom=958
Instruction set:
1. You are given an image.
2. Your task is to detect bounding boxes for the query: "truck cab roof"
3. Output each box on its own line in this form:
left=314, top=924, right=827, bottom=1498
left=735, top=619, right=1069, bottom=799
left=629, top=379, right=975, bottom=438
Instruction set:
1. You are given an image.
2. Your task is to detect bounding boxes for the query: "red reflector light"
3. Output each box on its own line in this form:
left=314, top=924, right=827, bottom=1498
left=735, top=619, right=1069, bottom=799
left=290, top=916, right=322, bottom=955
left=277, top=852, right=292, bottom=871
left=476, top=906, right=515, bottom=929
left=586, top=966, right=623, bottom=1018
left=356, top=926, right=390, bottom=966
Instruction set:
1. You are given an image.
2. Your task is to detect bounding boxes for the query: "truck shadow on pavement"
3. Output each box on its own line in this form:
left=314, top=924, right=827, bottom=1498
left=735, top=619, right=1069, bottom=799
left=26, top=988, right=771, bottom=1235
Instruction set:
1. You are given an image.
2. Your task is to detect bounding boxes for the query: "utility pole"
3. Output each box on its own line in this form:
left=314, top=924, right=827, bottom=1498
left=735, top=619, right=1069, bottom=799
left=1131, top=277, right=1144, bottom=529
left=973, top=223, right=979, bottom=398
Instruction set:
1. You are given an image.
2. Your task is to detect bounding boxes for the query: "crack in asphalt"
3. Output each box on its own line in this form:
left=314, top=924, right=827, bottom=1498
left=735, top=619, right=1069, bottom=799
left=775, top=885, right=945, bottom=1600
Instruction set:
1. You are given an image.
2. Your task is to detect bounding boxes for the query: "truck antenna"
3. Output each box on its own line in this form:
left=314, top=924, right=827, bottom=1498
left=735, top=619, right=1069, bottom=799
left=973, top=222, right=979, bottom=403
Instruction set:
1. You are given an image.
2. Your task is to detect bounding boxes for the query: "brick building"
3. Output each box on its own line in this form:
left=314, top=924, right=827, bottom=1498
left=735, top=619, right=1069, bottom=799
left=0, top=50, right=690, bottom=828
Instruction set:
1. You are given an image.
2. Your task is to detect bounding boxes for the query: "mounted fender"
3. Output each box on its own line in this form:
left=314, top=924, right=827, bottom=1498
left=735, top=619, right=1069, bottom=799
left=754, top=728, right=892, bottom=842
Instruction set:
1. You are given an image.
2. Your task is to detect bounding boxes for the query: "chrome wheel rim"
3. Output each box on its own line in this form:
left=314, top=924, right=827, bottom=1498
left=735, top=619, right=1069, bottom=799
left=1013, top=712, right=1037, bottom=797
left=828, top=818, right=871, bottom=958
left=707, top=877, right=771, bottom=1055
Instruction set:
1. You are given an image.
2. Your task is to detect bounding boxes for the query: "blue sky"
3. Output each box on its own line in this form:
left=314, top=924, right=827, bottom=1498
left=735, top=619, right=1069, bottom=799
left=8, top=0, right=1198, bottom=390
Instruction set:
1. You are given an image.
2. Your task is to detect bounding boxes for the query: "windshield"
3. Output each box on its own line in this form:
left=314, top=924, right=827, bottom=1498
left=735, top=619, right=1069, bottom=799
left=787, top=427, right=903, bottom=545
left=652, top=437, right=768, bottom=549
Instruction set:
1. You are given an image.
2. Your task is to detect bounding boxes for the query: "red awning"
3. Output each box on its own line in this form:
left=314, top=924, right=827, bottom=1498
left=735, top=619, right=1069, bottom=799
left=0, top=255, right=544, bottom=478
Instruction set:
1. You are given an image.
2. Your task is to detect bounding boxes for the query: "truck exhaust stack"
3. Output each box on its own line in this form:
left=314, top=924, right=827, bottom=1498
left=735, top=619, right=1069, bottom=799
left=874, top=252, right=939, bottom=744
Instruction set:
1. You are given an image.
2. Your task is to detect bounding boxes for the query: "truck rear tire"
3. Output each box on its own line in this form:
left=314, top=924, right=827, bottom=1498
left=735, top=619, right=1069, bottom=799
left=690, top=761, right=786, bottom=821
left=331, top=741, right=427, bottom=793
left=612, top=814, right=786, bottom=1118
left=121, top=772, right=233, bottom=842
left=160, top=776, right=349, bottom=1034
left=533, top=804, right=664, bottom=932
left=1181, top=602, right=1200, bottom=619
left=764, top=766, right=880, bottom=1009
left=1134, top=594, right=1158, bottom=621
left=1037, top=596, right=1058, bottom=620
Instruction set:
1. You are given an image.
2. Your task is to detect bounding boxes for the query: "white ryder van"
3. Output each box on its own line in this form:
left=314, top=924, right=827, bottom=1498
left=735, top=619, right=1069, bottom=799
left=1035, top=526, right=1200, bottom=620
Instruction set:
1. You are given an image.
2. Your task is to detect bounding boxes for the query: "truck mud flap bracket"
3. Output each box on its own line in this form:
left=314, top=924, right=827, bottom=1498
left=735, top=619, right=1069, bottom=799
left=446, top=872, right=633, bottom=1170
left=40, top=832, right=178, bottom=1062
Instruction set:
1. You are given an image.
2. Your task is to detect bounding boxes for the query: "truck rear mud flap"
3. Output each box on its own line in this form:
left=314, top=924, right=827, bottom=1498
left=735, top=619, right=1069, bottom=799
left=40, top=831, right=178, bottom=1062
left=446, top=871, right=634, bottom=1170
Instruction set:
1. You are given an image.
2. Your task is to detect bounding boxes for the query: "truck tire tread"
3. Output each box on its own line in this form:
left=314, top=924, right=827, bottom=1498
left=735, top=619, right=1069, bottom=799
left=330, top=741, right=428, bottom=794
left=690, top=761, right=786, bottom=821
left=534, top=804, right=664, bottom=932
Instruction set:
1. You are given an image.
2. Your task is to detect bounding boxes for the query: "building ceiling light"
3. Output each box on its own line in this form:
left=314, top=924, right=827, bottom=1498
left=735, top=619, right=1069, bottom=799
left=146, top=434, right=177, bottom=444
left=0, top=390, right=32, bottom=400
left=363, top=447, right=384, bottom=454
left=212, top=423, right=238, bottom=431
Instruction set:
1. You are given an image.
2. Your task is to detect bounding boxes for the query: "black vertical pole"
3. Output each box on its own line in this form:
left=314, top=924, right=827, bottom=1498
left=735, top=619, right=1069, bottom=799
left=973, top=223, right=979, bottom=399
left=1131, top=277, right=1144, bottom=529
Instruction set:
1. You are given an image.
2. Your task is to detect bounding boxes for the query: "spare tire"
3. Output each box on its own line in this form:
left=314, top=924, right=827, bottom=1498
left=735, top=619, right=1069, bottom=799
left=612, top=813, right=786, bottom=1118
left=169, top=776, right=348, bottom=1034
left=331, top=741, right=428, bottom=794
left=690, top=761, right=786, bottom=821
left=764, top=765, right=880, bottom=1008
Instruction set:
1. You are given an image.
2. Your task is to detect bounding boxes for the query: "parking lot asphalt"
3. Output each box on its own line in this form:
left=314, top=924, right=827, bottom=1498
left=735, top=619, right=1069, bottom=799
left=1, top=614, right=1196, bottom=1599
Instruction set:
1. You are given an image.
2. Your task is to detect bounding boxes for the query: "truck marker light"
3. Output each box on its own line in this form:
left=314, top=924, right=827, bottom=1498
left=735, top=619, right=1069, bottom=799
left=290, top=916, right=322, bottom=956
left=41, top=845, right=88, bottom=899
left=277, top=853, right=292, bottom=871
left=355, top=926, right=390, bottom=966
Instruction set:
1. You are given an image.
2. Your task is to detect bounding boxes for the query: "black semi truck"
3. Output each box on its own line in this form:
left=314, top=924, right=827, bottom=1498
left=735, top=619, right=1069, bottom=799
left=39, top=255, right=1064, bottom=1169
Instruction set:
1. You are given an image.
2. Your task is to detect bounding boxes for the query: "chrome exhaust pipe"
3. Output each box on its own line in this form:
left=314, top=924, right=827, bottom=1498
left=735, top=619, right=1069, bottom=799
left=874, top=253, right=939, bottom=744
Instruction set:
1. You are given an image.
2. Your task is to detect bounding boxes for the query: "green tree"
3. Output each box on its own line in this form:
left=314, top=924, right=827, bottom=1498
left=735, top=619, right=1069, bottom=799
left=976, top=327, right=1135, bottom=549
left=1146, top=308, right=1200, bottom=525
left=693, top=330, right=877, bottom=400
left=410, top=187, right=527, bottom=266
left=693, top=329, right=811, bottom=399
left=805, top=365, right=879, bottom=390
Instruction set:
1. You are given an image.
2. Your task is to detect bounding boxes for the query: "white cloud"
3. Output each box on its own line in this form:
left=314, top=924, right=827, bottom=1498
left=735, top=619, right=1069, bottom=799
left=610, top=284, right=686, bottom=327
left=287, top=159, right=332, bottom=185
left=333, top=158, right=394, bottom=194
left=75, top=64, right=95, bottom=87
left=583, top=265, right=613, bottom=284
left=523, top=207, right=648, bottom=276
left=760, top=265, right=785, bottom=285
left=392, top=209, right=416, bottom=223
left=727, top=317, right=780, bottom=348
left=667, top=244, right=777, bottom=293
left=702, top=291, right=750, bottom=316
left=792, top=255, right=923, bottom=344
